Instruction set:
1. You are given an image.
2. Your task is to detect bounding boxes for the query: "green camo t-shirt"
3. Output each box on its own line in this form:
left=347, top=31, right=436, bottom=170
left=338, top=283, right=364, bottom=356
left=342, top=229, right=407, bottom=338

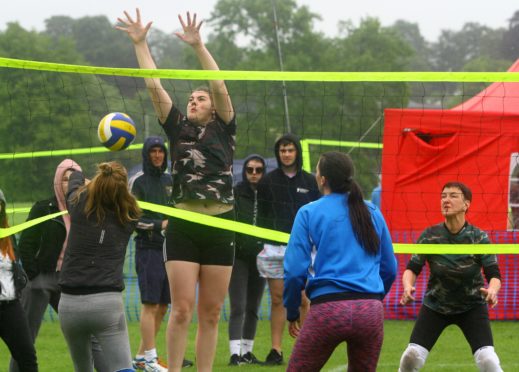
left=407, top=223, right=499, bottom=314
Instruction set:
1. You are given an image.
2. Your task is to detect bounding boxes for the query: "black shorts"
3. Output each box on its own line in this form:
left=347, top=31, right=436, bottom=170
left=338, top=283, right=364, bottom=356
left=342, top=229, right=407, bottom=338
left=135, top=241, right=170, bottom=305
left=164, top=209, right=235, bottom=266
left=410, top=303, right=494, bottom=354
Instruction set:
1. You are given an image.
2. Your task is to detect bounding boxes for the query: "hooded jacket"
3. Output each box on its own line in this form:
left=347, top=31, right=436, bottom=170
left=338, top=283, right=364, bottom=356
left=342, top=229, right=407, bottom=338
left=234, top=154, right=266, bottom=261
left=257, top=134, right=320, bottom=234
left=18, top=159, right=81, bottom=279
left=130, top=136, right=173, bottom=246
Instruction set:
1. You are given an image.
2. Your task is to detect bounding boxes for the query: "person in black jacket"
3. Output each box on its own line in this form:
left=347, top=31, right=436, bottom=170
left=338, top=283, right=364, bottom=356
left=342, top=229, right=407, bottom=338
left=129, top=136, right=192, bottom=370
left=58, top=161, right=140, bottom=372
left=227, top=155, right=267, bottom=366
left=0, top=188, right=37, bottom=372
left=256, top=134, right=320, bottom=365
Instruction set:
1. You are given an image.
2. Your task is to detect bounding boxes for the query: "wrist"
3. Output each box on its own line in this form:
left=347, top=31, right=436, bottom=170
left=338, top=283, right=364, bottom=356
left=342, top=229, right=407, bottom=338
left=192, top=42, right=206, bottom=52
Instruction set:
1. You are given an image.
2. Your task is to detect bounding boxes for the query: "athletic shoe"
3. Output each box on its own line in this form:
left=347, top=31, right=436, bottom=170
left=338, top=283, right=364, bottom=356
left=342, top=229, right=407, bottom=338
left=144, top=358, right=168, bottom=372
left=182, top=358, right=194, bottom=368
left=132, top=357, right=146, bottom=370
left=263, top=348, right=283, bottom=365
left=241, top=352, right=261, bottom=364
left=228, top=354, right=241, bottom=366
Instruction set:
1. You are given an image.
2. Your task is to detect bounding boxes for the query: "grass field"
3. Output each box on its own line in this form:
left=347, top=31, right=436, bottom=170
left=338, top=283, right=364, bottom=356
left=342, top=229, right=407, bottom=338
left=1, top=319, right=518, bottom=371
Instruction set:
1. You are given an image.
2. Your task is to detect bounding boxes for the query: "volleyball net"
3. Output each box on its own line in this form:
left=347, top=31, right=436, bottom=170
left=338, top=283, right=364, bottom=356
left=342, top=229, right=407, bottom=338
left=2, top=56, right=519, bottom=320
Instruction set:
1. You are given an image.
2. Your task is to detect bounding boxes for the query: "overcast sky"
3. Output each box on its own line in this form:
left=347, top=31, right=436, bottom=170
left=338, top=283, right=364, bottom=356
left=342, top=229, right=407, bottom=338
left=2, top=0, right=518, bottom=42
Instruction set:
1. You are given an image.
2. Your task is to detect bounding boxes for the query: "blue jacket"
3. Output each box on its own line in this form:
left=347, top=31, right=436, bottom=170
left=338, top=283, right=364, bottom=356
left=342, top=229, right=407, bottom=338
left=283, top=193, right=397, bottom=321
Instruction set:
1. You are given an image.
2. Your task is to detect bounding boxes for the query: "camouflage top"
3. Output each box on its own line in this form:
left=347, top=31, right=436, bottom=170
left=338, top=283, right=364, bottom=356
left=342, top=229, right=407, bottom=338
left=161, top=106, right=236, bottom=205
left=407, top=222, right=499, bottom=314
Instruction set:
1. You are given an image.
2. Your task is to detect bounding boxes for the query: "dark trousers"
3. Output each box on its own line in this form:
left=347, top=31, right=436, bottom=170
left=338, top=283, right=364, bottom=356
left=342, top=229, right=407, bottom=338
left=410, top=303, right=494, bottom=354
left=0, top=299, right=38, bottom=372
left=228, top=256, right=266, bottom=341
left=10, top=273, right=109, bottom=372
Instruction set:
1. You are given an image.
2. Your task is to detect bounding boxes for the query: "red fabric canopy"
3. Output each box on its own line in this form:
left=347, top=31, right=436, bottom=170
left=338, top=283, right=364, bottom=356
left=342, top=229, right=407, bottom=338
left=381, top=59, right=519, bottom=233
left=451, top=59, right=519, bottom=114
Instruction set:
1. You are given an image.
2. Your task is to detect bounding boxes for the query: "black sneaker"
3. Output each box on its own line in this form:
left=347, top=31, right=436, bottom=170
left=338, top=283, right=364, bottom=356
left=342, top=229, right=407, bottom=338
left=263, top=349, right=283, bottom=365
left=182, top=358, right=194, bottom=368
left=241, top=352, right=261, bottom=364
left=228, top=354, right=241, bottom=366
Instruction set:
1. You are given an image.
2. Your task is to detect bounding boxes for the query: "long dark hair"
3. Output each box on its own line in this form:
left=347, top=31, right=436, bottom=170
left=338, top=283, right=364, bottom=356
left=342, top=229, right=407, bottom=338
left=318, top=152, right=379, bottom=255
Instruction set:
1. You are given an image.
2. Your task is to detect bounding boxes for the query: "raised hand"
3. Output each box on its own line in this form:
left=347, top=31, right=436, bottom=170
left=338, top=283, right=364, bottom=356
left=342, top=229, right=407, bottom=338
left=116, top=8, right=152, bottom=45
left=175, top=12, right=204, bottom=47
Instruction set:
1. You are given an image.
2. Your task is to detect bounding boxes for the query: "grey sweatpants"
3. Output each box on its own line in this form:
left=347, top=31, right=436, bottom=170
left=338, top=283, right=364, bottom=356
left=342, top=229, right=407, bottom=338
left=10, top=273, right=109, bottom=372
left=58, top=292, right=132, bottom=372
left=228, top=257, right=266, bottom=341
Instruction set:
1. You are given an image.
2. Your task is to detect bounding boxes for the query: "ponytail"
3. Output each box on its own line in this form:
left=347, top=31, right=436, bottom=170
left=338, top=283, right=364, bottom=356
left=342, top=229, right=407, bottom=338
left=347, top=181, right=379, bottom=255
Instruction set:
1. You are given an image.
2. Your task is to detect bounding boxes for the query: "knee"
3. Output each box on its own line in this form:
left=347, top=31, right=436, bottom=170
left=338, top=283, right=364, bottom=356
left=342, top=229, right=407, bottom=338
left=474, top=346, right=503, bottom=372
left=198, top=304, right=222, bottom=327
left=270, top=292, right=283, bottom=307
left=171, top=304, right=193, bottom=325
left=399, top=343, right=428, bottom=372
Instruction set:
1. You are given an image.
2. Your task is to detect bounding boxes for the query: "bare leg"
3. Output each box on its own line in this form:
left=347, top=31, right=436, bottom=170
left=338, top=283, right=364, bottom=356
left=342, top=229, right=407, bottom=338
left=196, top=265, right=233, bottom=372
left=165, top=261, right=199, bottom=372
left=138, top=303, right=167, bottom=354
left=268, top=278, right=285, bottom=352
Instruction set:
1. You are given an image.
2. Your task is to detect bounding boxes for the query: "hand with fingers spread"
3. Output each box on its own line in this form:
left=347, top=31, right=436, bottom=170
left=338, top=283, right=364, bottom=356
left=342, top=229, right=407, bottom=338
left=175, top=12, right=204, bottom=47
left=116, top=8, right=152, bottom=45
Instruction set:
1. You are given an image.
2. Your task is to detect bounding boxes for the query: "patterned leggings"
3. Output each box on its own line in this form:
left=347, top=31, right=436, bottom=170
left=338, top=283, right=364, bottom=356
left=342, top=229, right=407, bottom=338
left=287, top=299, right=384, bottom=372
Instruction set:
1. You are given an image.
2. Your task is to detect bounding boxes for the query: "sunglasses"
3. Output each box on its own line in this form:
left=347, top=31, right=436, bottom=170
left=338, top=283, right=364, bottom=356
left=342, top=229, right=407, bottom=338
left=246, top=167, right=264, bottom=174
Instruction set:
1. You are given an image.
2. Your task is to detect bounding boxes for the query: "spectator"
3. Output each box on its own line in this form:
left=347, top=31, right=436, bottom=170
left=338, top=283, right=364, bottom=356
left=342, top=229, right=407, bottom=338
left=228, top=155, right=267, bottom=366
left=1, top=188, right=37, bottom=372
left=256, top=134, right=320, bottom=365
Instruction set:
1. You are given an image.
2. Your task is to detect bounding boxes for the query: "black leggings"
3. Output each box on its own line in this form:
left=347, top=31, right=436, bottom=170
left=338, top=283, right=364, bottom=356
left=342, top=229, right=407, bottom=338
left=0, top=299, right=38, bottom=372
left=410, top=304, right=494, bottom=354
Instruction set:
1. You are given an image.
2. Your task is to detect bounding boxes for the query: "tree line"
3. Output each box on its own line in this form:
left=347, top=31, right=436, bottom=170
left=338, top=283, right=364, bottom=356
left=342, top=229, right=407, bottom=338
left=1, top=0, right=518, bottom=202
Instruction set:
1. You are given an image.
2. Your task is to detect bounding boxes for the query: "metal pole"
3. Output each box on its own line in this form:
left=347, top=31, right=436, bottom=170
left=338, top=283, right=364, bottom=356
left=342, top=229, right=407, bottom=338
left=271, top=0, right=291, bottom=133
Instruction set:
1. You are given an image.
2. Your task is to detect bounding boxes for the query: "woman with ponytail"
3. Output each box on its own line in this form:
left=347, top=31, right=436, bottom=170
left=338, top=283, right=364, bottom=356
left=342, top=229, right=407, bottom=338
left=283, top=152, right=397, bottom=372
left=0, top=189, right=37, bottom=371
left=58, top=162, right=141, bottom=372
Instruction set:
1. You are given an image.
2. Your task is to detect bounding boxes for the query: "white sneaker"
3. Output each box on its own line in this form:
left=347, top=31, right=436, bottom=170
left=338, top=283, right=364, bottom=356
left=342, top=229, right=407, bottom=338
left=144, top=358, right=168, bottom=372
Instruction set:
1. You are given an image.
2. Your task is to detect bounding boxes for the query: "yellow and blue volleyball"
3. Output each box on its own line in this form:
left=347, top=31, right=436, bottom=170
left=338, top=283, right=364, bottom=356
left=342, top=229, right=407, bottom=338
left=97, top=112, right=136, bottom=151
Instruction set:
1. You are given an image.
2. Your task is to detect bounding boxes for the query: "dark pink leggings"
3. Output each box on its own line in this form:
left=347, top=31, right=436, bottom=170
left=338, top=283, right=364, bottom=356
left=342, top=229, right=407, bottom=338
left=287, top=299, right=384, bottom=372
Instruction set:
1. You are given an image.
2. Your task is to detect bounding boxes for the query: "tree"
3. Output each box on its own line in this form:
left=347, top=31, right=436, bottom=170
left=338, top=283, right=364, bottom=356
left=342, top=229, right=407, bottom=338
left=208, top=1, right=413, bottom=190
left=501, top=10, right=519, bottom=60
left=432, top=22, right=505, bottom=72
left=0, top=23, right=133, bottom=202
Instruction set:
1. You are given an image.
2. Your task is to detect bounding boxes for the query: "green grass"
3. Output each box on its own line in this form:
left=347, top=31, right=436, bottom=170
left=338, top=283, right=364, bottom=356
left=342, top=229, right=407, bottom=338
left=1, top=319, right=518, bottom=371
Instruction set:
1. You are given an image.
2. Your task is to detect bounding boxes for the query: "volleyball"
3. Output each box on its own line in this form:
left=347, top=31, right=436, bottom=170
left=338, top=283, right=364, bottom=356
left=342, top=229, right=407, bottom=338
left=97, top=112, right=136, bottom=151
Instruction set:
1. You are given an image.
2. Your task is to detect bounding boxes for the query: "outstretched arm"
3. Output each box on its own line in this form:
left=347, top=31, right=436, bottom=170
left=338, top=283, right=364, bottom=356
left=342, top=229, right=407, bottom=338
left=117, top=8, right=173, bottom=123
left=175, top=12, right=234, bottom=124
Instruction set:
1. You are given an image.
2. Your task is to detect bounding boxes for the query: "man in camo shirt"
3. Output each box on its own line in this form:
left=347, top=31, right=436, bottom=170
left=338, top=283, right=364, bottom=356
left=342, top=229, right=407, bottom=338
left=398, top=181, right=503, bottom=372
